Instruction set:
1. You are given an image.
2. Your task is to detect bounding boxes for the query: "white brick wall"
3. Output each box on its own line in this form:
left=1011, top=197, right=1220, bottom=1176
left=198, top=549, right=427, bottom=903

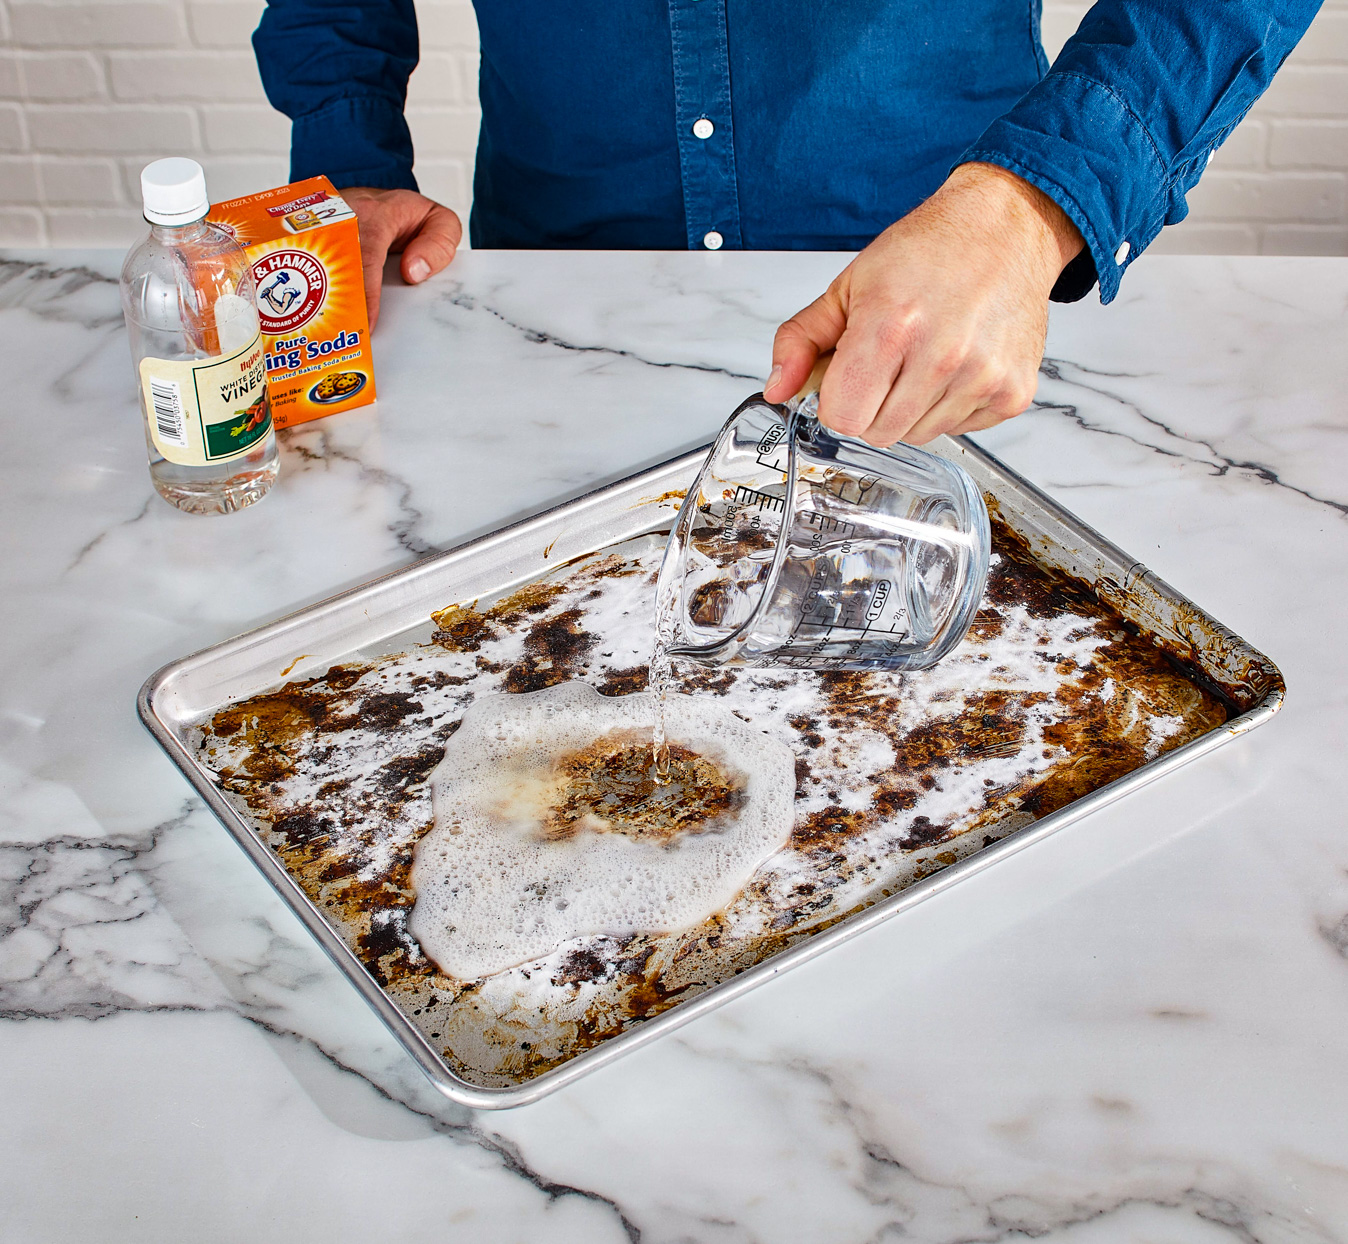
left=1, top=0, right=1345, bottom=252
left=0, top=0, right=479, bottom=245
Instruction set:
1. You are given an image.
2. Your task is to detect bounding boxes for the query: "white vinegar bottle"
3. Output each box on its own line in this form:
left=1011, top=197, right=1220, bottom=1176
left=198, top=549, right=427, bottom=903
left=120, top=158, right=279, bottom=514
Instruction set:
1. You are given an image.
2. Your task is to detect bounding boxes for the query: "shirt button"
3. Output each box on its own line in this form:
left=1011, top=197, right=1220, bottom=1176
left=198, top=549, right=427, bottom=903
left=692, top=117, right=715, bottom=140
left=1114, top=240, right=1130, bottom=265
left=703, top=230, right=724, bottom=250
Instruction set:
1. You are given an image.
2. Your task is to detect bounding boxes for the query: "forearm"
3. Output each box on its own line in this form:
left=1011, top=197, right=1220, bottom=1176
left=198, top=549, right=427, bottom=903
left=254, top=0, right=421, bottom=190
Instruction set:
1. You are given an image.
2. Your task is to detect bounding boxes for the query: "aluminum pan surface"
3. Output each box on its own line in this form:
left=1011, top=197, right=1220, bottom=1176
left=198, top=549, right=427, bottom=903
left=139, top=435, right=1283, bottom=1108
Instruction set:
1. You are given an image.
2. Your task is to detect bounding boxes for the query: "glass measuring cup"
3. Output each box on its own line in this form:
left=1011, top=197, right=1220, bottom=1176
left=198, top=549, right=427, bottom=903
left=654, top=364, right=991, bottom=672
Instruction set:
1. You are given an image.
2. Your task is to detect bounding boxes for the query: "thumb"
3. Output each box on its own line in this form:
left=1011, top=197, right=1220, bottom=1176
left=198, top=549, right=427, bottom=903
left=763, top=284, right=847, bottom=403
left=401, top=204, right=462, bottom=286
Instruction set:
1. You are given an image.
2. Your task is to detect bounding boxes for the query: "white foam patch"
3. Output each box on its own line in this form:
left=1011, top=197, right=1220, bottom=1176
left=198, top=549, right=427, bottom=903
left=409, top=681, right=796, bottom=980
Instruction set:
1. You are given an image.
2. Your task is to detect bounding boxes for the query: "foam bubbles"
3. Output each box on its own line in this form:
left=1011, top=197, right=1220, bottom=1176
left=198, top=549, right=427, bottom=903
left=409, top=681, right=796, bottom=980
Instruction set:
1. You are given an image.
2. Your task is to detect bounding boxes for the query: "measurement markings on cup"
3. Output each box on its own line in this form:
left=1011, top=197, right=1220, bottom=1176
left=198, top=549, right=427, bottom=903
left=866, top=580, right=911, bottom=642
left=733, top=484, right=785, bottom=512
left=866, top=579, right=891, bottom=621
left=754, top=422, right=789, bottom=471
left=802, top=509, right=857, bottom=537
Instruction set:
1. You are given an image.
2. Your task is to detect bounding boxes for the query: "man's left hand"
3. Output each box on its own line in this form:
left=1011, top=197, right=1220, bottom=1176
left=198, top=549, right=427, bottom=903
left=762, top=162, right=1084, bottom=445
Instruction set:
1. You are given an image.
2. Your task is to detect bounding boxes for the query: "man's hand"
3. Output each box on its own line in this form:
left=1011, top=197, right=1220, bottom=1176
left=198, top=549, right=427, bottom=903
left=341, top=187, right=463, bottom=330
left=762, top=162, right=1084, bottom=445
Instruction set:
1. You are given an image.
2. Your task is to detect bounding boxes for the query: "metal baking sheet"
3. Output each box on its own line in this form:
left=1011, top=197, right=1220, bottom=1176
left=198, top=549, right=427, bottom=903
left=139, top=434, right=1284, bottom=1109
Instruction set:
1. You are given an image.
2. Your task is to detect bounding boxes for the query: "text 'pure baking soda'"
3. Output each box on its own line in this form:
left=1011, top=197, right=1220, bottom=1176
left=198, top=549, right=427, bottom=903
left=409, top=681, right=796, bottom=980
left=207, top=176, right=376, bottom=429
left=120, top=158, right=278, bottom=515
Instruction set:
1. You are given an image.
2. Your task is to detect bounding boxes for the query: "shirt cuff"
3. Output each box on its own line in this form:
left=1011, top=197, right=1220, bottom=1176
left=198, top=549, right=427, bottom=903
left=960, top=71, right=1169, bottom=304
left=290, top=94, right=419, bottom=193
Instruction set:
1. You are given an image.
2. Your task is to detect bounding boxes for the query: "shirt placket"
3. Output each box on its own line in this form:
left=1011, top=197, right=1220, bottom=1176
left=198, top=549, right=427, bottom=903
left=667, top=0, right=743, bottom=250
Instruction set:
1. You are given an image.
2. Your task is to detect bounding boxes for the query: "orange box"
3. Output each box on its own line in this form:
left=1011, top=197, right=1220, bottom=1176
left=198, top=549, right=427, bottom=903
left=208, top=176, right=376, bottom=428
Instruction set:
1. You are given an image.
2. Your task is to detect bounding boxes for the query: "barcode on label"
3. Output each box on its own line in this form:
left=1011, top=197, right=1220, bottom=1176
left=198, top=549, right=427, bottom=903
left=148, top=377, right=188, bottom=448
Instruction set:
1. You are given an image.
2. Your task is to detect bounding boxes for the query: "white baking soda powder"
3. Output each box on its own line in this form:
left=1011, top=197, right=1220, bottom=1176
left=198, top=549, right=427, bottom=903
left=408, top=681, right=796, bottom=980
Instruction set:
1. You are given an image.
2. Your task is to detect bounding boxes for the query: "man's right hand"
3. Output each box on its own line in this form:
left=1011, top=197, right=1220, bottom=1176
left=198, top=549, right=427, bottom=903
left=341, top=187, right=463, bottom=330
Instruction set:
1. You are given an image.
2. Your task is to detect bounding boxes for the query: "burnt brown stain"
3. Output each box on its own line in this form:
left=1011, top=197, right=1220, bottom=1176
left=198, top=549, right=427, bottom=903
left=324, top=663, right=365, bottom=690
left=547, top=549, right=649, bottom=582
left=206, top=657, right=415, bottom=760
left=260, top=801, right=437, bottom=989
left=676, top=667, right=738, bottom=696
left=581, top=947, right=708, bottom=1035
left=271, top=806, right=336, bottom=852
left=792, top=792, right=951, bottom=858
left=582, top=553, right=647, bottom=581
left=200, top=653, right=467, bottom=994
left=552, top=945, right=611, bottom=987
left=498, top=580, right=573, bottom=618
left=687, top=581, right=726, bottom=628
left=968, top=607, right=1007, bottom=640
left=502, top=607, right=598, bottom=693
left=410, top=669, right=469, bottom=690
left=1014, top=634, right=1224, bottom=817
left=596, top=665, right=649, bottom=696
left=210, top=680, right=327, bottom=740
left=624, top=974, right=699, bottom=1021
left=902, top=815, right=951, bottom=847
left=540, top=733, right=745, bottom=844
left=429, top=604, right=491, bottom=652
left=816, top=669, right=900, bottom=729
left=776, top=522, right=1228, bottom=861
left=552, top=937, right=655, bottom=988
left=376, top=744, right=447, bottom=796
left=894, top=691, right=1033, bottom=772
left=874, top=787, right=920, bottom=815
left=792, top=803, right=872, bottom=850
left=430, top=580, right=571, bottom=653
left=986, top=517, right=1261, bottom=713
left=208, top=679, right=346, bottom=781
left=691, top=519, right=776, bottom=559
left=788, top=714, right=824, bottom=748
left=357, top=691, right=424, bottom=729
left=986, top=524, right=1106, bottom=619
left=638, top=489, right=688, bottom=507
left=360, top=905, right=425, bottom=987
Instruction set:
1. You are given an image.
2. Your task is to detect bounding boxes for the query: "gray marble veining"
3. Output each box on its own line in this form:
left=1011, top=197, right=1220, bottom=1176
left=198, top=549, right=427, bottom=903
left=2, top=249, right=1346, bottom=1243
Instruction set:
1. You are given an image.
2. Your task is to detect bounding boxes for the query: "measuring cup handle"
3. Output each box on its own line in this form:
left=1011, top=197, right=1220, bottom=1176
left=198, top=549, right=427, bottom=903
left=787, top=351, right=834, bottom=409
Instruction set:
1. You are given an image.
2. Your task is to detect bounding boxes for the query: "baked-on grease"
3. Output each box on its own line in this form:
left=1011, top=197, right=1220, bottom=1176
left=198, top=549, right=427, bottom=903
left=198, top=524, right=1226, bottom=1087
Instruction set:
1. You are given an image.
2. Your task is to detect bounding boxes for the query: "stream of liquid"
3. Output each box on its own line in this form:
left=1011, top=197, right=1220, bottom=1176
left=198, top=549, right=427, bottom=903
left=649, top=527, right=684, bottom=783
left=649, top=602, right=675, bottom=783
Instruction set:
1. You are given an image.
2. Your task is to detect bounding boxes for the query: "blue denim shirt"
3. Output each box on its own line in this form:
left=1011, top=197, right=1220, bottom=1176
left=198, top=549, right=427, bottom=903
left=254, top=0, right=1321, bottom=302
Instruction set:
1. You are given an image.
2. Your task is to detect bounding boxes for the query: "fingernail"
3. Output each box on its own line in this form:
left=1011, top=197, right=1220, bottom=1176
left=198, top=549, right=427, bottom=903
left=766, top=364, right=782, bottom=394
left=407, top=257, right=430, bottom=283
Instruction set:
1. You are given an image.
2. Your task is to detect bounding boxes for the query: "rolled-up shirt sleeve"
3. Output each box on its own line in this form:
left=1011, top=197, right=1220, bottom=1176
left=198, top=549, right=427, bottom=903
left=961, top=0, right=1324, bottom=302
left=253, top=0, right=420, bottom=191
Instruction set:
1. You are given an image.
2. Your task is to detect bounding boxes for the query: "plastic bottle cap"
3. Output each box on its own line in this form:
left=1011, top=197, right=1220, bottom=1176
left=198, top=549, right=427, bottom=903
left=141, top=158, right=209, bottom=226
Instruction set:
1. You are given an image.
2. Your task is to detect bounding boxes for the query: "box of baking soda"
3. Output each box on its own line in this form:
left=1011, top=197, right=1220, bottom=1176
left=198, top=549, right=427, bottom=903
left=207, top=176, right=375, bottom=428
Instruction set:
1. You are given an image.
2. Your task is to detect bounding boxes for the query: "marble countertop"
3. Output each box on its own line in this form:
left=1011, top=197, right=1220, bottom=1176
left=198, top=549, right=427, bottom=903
left=2, top=248, right=1346, bottom=1243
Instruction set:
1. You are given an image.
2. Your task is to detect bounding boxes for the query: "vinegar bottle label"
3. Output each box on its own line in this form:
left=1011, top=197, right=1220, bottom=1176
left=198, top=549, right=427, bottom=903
left=138, top=332, right=271, bottom=466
